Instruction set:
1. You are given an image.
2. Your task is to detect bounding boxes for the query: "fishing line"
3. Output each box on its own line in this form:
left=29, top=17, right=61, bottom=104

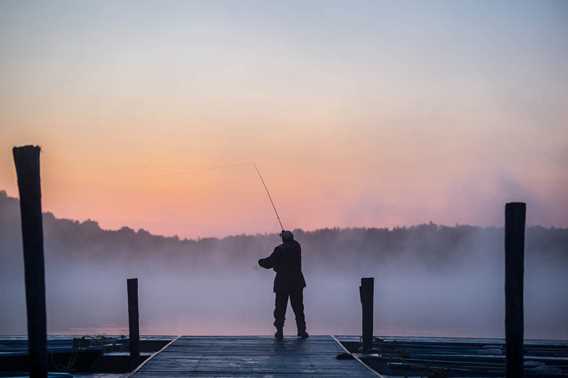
left=139, top=161, right=286, bottom=232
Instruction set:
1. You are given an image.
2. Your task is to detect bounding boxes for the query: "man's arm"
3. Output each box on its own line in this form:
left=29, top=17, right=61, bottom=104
left=258, top=247, right=280, bottom=269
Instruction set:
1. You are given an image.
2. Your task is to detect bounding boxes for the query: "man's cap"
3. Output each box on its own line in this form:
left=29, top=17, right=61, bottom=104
left=280, top=230, right=294, bottom=241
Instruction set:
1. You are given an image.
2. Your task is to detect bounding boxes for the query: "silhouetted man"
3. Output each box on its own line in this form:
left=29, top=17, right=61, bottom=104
left=258, top=230, right=308, bottom=340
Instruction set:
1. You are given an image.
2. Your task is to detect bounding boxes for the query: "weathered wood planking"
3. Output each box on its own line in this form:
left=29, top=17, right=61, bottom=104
left=133, top=336, right=377, bottom=377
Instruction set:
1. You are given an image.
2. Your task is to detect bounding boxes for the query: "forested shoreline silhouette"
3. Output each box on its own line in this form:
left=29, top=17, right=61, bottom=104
left=2, top=190, right=566, bottom=266
left=1, top=189, right=567, bottom=337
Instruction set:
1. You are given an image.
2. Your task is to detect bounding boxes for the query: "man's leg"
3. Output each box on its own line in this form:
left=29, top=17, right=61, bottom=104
left=290, top=289, right=307, bottom=337
left=273, top=292, right=288, bottom=338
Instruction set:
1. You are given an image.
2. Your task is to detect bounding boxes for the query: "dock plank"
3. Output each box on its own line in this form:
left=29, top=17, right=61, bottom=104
left=133, top=336, right=376, bottom=377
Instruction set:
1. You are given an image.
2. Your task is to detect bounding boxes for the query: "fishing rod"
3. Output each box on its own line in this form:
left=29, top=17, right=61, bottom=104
left=253, top=164, right=285, bottom=231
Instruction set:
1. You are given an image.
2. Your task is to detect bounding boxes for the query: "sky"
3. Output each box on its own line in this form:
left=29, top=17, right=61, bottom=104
left=1, top=0, right=567, bottom=238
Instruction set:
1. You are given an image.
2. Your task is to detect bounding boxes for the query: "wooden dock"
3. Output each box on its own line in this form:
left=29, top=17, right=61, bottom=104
left=132, top=336, right=378, bottom=377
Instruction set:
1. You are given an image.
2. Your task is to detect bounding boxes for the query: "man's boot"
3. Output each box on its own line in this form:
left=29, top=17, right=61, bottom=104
left=297, top=329, right=309, bottom=338
left=275, top=328, right=284, bottom=340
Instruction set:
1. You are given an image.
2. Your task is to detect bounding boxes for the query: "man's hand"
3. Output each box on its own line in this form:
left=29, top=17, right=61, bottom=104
left=259, top=248, right=279, bottom=269
left=258, top=258, right=270, bottom=269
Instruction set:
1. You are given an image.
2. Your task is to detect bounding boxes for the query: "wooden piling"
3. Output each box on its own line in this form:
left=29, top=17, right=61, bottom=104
left=128, top=278, right=140, bottom=361
left=359, top=277, right=374, bottom=353
left=505, top=202, right=526, bottom=378
left=13, top=145, right=48, bottom=378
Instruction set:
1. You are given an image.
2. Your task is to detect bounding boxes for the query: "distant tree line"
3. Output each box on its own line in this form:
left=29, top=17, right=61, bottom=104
left=1, top=190, right=567, bottom=276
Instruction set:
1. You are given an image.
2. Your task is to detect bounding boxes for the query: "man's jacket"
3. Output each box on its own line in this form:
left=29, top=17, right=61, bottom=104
left=258, top=239, right=306, bottom=293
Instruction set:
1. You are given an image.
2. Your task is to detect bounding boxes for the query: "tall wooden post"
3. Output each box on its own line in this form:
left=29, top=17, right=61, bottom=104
left=127, top=278, right=140, bottom=361
left=505, top=202, right=526, bottom=378
left=13, top=146, right=48, bottom=378
left=360, top=277, right=374, bottom=353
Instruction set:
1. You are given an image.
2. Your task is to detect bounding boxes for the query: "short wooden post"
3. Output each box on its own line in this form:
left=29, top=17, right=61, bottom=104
left=127, top=278, right=140, bottom=361
left=13, top=146, right=48, bottom=378
left=505, top=202, right=526, bottom=378
left=359, top=277, right=374, bottom=353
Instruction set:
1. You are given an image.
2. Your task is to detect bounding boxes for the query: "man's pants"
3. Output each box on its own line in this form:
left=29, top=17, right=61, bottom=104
left=273, top=289, right=306, bottom=332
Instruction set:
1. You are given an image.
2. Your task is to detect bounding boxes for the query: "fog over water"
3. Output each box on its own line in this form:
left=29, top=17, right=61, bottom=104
left=1, top=191, right=567, bottom=339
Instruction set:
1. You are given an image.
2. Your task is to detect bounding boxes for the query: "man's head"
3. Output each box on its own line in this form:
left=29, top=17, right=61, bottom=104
left=280, top=230, right=294, bottom=242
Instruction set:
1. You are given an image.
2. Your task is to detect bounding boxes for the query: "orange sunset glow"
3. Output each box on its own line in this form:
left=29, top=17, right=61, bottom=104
left=1, top=1, right=567, bottom=237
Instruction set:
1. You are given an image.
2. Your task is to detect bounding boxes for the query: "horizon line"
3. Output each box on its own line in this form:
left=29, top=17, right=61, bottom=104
left=2, top=189, right=565, bottom=241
